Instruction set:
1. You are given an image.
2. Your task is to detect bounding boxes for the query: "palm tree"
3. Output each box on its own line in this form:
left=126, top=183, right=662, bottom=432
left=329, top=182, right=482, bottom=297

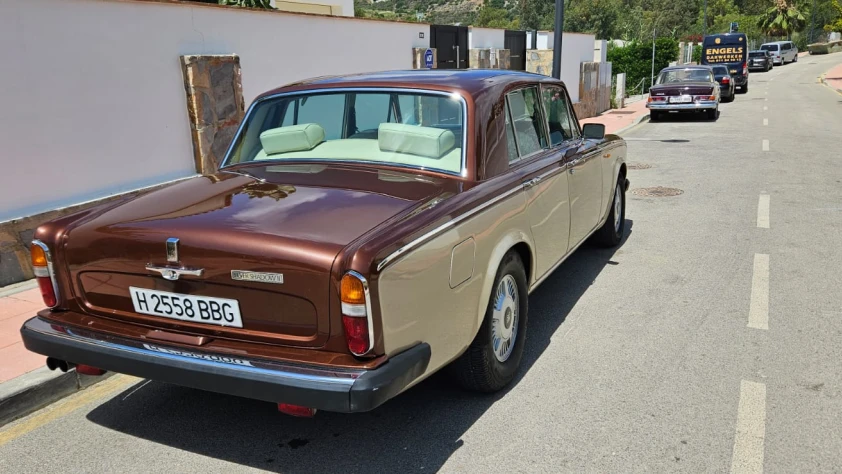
left=757, top=0, right=806, bottom=39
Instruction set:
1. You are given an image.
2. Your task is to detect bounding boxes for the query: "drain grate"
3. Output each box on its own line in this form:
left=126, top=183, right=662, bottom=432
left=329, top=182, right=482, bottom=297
left=628, top=162, right=654, bottom=170
left=632, top=186, right=683, bottom=197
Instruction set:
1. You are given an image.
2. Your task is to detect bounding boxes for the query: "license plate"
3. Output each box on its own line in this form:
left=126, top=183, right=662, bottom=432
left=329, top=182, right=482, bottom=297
left=730, top=69, right=737, bottom=73
left=669, top=95, right=692, bottom=103
left=129, top=287, right=243, bottom=328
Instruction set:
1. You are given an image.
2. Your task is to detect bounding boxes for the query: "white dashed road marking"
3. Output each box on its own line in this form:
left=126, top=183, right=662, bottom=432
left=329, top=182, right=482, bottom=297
left=763, top=106, right=768, bottom=111
left=730, top=380, right=767, bottom=474
left=748, top=254, right=770, bottom=330
left=757, top=195, right=770, bottom=228
left=762, top=140, right=769, bottom=151
left=763, top=118, right=768, bottom=126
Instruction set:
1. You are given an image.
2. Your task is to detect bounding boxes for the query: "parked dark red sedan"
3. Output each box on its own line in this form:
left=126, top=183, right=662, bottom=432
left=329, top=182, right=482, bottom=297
left=646, top=66, right=721, bottom=121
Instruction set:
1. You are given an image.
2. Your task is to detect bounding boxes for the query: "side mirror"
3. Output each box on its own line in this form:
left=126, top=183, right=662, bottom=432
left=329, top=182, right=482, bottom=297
left=582, top=123, right=605, bottom=140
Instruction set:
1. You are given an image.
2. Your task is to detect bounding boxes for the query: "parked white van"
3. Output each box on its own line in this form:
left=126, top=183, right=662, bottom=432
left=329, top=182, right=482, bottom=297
left=760, top=41, right=798, bottom=65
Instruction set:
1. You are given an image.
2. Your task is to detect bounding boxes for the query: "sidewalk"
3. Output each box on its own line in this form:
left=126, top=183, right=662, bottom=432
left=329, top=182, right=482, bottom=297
left=0, top=283, right=45, bottom=383
left=579, top=97, right=649, bottom=135
left=822, top=61, right=842, bottom=94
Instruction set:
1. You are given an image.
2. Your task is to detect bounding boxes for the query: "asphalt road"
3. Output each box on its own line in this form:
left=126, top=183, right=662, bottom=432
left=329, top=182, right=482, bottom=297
left=2, top=54, right=841, bottom=474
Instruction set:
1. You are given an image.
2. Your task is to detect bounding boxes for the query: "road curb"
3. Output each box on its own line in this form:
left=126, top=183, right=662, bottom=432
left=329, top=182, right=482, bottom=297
left=615, top=112, right=651, bottom=136
left=0, top=366, right=113, bottom=427
left=819, top=72, right=842, bottom=96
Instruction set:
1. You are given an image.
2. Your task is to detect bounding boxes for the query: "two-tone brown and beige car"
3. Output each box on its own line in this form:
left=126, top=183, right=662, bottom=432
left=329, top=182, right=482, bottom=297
left=22, top=70, right=628, bottom=416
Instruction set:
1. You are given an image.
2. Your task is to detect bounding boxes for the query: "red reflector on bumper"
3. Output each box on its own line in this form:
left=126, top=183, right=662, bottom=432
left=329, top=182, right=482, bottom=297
left=278, top=403, right=317, bottom=417
left=76, top=364, right=106, bottom=376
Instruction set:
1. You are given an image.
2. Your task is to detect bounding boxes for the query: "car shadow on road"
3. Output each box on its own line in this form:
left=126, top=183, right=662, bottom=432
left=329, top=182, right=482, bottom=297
left=86, top=221, right=634, bottom=473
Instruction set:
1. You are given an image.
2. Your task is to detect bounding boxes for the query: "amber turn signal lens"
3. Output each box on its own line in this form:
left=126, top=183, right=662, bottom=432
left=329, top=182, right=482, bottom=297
left=340, top=274, right=365, bottom=304
left=31, top=243, right=48, bottom=267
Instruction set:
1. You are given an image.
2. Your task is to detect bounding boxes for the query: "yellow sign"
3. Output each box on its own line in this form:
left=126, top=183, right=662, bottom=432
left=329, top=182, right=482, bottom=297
left=705, top=46, right=744, bottom=63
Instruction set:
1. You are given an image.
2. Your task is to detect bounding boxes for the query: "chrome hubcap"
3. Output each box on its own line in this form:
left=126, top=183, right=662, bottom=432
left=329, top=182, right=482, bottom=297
left=613, top=183, right=622, bottom=232
left=491, top=274, right=519, bottom=362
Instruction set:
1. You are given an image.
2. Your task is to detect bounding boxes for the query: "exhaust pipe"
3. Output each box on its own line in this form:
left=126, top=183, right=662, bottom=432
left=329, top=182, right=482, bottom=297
left=45, top=358, right=75, bottom=372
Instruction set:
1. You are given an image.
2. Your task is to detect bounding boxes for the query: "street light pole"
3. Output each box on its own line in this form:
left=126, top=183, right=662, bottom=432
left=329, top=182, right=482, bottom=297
left=551, top=0, right=565, bottom=79
left=651, top=25, right=657, bottom=91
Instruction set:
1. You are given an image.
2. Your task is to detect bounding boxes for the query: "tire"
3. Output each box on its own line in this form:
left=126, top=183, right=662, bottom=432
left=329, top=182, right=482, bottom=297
left=649, top=111, right=659, bottom=122
left=450, top=252, right=528, bottom=392
left=740, top=83, right=748, bottom=93
left=707, top=108, right=718, bottom=120
left=794, top=54, right=798, bottom=62
left=593, top=178, right=626, bottom=247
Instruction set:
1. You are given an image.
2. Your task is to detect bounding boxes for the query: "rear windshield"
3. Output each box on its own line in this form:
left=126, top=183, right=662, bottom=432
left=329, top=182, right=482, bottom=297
left=224, top=90, right=465, bottom=175
left=761, top=44, right=779, bottom=51
left=656, top=68, right=714, bottom=84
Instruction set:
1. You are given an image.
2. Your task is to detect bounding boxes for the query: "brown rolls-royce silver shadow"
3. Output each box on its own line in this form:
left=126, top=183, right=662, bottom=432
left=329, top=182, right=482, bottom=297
left=22, top=70, right=628, bottom=415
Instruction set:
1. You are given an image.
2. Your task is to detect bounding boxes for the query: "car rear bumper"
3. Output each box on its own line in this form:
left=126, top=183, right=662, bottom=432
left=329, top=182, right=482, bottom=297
left=21, top=316, right=430, bottom=413
left=647, top=100, right=718, bottom=111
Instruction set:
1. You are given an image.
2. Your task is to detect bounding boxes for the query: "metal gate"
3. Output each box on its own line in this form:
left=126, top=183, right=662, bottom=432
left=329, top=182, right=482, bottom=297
left=430, top=25, right=469, bottom=69
left=505, top=30, right=527, bottom=71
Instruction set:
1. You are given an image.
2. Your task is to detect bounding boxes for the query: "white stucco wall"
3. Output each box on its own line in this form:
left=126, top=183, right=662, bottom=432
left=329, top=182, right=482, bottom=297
left=468, top=27, right=505, bottom=49
left=0, top=0, right=429, bottom=222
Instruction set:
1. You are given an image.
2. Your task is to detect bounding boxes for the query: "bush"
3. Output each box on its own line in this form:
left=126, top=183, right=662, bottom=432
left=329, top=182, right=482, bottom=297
left=607, top=38, right=679, bottom=94
left=692, top=44, right=702, bottom=63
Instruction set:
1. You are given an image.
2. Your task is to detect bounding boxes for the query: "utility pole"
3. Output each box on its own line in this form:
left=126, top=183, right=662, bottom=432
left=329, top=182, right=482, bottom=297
left=551, top=0, right=565, bottom=79
left=703, top=0, right=708, bottom=37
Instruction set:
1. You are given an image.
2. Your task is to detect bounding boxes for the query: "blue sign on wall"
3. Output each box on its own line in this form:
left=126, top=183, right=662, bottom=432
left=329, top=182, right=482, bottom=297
left=424, top=49, right=434, bottom=69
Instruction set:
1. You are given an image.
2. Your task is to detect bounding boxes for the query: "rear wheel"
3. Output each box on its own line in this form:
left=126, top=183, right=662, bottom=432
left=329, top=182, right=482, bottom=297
left=741, top=83, right=749, bottom=93
left=649, top=111, right=659, bottom=122
left=707, top=108, right=718, bottom=120
left=451, top=252, right=528, bottom=392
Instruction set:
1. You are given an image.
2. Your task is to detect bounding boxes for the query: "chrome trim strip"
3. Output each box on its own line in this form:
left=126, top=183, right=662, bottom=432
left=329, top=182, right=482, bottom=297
left=145, top=264, right=204, bottom=281
left=647, top=101, right=718, bottom=110
left=377, top=186, right=523, bottom=272
left=345, top=270, right=375, bottom=357
left=31, top=240, right=59, bottom=308
left=220, top=87, right=470, bottom=178
left=26, top=321, right=357, bottom=386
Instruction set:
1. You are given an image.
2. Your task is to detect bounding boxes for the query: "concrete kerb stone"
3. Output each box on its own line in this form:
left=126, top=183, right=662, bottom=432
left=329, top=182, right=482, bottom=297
left=614, top=112, right=651, bottom=136
left=820, top=72, right=842, bottom=96
left=0, top=366, right=114, bottom=427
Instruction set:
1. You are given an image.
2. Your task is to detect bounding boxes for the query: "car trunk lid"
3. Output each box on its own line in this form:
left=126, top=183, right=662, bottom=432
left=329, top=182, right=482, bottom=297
left=63, top=163, right=448, bottom=348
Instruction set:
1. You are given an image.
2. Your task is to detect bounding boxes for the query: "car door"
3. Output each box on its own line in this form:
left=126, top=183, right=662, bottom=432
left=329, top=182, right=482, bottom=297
left=504, top=86, right=570, bottom=278
left=553, top=103, right=603, bottom=249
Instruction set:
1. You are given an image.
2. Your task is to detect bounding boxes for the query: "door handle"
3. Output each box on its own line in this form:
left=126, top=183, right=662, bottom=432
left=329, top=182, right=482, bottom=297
left=522, top=177, right=540, bottom=189
left=568, top=168, right=575, bottom=174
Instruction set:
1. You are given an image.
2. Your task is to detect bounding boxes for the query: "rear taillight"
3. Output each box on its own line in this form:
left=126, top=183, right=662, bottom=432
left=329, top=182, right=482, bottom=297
left=742, top=63, right=747, bottom=75
left=340, top=272, right=372, bottom=356
left=31, top=240, right=58, bottom=308
left=647, top=96, right=666, bottom=102
left=722, top=77, right=730, bottom=84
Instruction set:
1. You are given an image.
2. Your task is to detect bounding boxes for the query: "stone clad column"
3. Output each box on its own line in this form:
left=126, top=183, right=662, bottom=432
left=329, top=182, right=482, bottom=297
left=180, top=55, right=245, bottom=174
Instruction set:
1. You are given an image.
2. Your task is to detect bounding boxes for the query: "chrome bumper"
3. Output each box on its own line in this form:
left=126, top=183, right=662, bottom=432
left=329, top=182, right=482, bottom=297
left=647, top=100, right=718, bottom=110
left=21, top=316, right=430, bottom=413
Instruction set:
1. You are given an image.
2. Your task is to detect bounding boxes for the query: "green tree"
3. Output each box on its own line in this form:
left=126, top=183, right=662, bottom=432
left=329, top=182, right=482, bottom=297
left=607, top=38, right=679, bottom=92
left=565, top=0, right=624, bottom=39
left=218, top=0, right=274, bottom=8
left=519, top=0, right=551, bottom=30
left=757, top=0, right=807, bottom=38
left=476, top=0, right=520, bottom=28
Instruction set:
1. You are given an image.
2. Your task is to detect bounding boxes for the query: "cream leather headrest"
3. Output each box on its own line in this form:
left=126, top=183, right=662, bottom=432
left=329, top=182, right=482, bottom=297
left=260, top=124, right=325, bottom=155
left=378, top=123, right=455, bottom=159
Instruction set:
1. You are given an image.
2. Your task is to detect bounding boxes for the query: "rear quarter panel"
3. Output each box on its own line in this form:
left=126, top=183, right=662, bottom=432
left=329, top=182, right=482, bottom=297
left=377, top=190, right=533, bottom=385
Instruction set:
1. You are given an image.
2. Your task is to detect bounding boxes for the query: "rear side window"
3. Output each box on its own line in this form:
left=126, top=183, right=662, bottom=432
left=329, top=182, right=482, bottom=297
left=506, top=88, right=547, bottom=159
left=761, top=44, right=779, bottom=51
left=782, top=43, right=792, bottom=50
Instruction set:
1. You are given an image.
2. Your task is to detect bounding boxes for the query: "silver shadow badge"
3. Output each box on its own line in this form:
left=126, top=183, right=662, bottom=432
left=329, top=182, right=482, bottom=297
left=231, top=270, right=284, bottom=285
